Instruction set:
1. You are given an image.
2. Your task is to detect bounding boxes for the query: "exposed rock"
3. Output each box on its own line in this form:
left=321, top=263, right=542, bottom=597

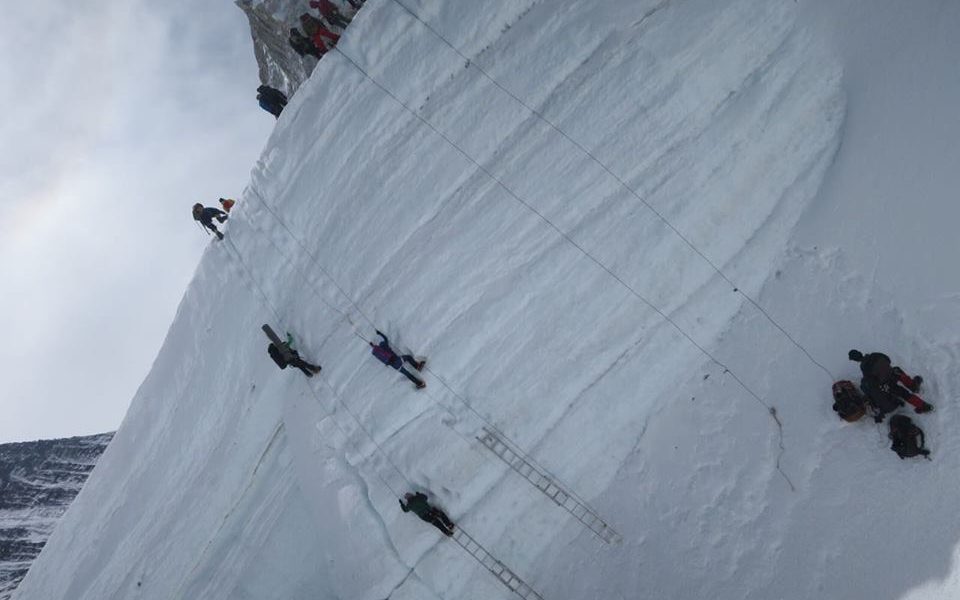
left=236, top=0, right=320, bottom=97
left=0, top=434, right=113, bottom=600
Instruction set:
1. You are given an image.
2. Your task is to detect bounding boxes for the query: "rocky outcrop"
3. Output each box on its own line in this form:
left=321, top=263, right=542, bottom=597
left=236, top=0, right=320, bottom=97
left=0, top=433, right=113, bottom=600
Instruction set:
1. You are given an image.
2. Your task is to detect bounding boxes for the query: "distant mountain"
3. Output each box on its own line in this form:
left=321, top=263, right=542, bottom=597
left=0, top=433, right=113, bottom=600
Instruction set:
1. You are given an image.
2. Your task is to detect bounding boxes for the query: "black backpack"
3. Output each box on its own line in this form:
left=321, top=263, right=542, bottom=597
left=832, top=380, right=866, bottom=422
left=268, top=343, right=288, bottom=369
left=860, top=376, right=902, bottom=416
left=888, top=415, right=929, bottom=459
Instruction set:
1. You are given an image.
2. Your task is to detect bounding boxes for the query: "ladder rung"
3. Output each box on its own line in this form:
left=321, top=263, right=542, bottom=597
left=477, top=427, right=621, bottom=545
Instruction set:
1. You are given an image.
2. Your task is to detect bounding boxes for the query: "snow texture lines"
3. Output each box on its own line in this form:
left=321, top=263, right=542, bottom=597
left=477, top=427, right=621, bottom=545
left=220, top=218, right=412, bottom=499
left=384, top=0, right=834, bottom=382
left=242, top=182, right=623, bottom=538
left=450, top=527, right=544, bottom=600
left=330, top=1, right=820, bottom=492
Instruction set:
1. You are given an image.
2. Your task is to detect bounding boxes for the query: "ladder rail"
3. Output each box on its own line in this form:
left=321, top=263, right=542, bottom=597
left=477, top=427, right=622, bottom=545
left=450, top=527, right=545, bottom=600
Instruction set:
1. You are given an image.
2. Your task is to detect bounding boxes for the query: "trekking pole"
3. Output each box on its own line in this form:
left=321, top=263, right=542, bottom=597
left=196, top=221, right=210, bottom=236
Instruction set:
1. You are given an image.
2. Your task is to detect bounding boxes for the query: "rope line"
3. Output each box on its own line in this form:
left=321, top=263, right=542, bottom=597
left=311, top=374, right=413, bottom=496
left=384, top=0, right=837, bottom=383
left=219, top=232, right=412, bottom=497
left=235, top=200, right=357, bottom=325
left=240, top=189, right=615, bottom=525
left=242, top=183, right=622, bottom=512
left=229, top=198, right=370, bottom=356
left=328, top=43, right=797, bottom=490
left=245, top=187, right=374, bottom=333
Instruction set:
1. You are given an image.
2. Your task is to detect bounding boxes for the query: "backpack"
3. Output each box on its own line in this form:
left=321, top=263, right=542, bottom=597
left=860, top=377, right=901, bottom=416
left=888, top=415, right=929, bottom=459
left=371, top=343, right=399, bottom=367
left=831, top=380, right=866, bottom=422
left=268, top=344, right=288, bottom=369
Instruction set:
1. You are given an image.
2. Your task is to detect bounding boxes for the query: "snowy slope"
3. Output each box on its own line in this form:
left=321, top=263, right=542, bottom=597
left=13, top=1, right=960, bottom=599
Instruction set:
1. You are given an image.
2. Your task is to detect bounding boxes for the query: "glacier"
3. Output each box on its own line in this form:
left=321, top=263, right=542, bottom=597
left=13, top=0, right=960, bottom=599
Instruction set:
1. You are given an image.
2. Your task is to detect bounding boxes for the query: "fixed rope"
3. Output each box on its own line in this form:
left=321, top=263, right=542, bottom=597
left=327, top=42, right=796, bottom=491
left=309, top=368, right=415, bottom=496
left=383, top=0, right=836, bottom=383
left=243, top=187, right=374, bottom=332
left=235, top=202, right=356, bottom=325
left=229, top=199, right=372, bottom=353
left=225, top=222, right=550, bottom=598
left=219, top=234, right=412, bottom=498
left=241, top=185, right=626, bottom=532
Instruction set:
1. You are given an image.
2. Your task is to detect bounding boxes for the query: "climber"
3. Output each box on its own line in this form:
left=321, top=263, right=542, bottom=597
left=265, top=328, right=322, bottom=377
left=192, top=203, right=227, bottom=240
left=256, top=85, right=287, bottom=118
left=888, top=415, right=931, bottom=459
left=399, top=492, right=455, bottom=536
left=849, top=349, right=932, bottom=421
left=299, top=13, right=341, bottom=50
left=310, top=0, right=351, bottom=29
left=289, top=27, right=325, bottom=58
left=370, top=330, right=426, bottom=389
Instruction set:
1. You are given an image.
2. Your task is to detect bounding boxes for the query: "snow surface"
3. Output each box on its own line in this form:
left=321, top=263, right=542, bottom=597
left=13, top=1, right=960, bottom=599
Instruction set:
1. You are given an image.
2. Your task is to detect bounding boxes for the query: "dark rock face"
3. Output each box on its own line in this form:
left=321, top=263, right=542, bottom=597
left=236, top=0, right=320, bottom=98
left=0, top=433, right=113, bottom=600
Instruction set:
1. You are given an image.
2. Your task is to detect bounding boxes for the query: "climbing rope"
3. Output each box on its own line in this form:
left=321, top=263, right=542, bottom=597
left=383, top=0, right=837, bottom=383
left=241, top=184, right=627, bottom=518
left=325, top=41, right=797, bottom=490
left=219, top=232, right=412, bottom=497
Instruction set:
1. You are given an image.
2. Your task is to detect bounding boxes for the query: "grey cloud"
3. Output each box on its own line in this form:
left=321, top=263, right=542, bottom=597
left=0, top=0, right=274, bottom=442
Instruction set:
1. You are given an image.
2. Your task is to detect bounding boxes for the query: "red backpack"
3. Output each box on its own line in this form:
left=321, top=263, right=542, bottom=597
left=832, top=380, right=866, bottom=422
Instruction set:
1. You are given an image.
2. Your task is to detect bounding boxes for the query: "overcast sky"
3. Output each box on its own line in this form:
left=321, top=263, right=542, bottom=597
left=0, top=0, right=274, bottom=442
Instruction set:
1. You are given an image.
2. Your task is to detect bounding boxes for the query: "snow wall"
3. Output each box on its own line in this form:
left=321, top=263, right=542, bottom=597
left=15, top=1, right=960, bottom=599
